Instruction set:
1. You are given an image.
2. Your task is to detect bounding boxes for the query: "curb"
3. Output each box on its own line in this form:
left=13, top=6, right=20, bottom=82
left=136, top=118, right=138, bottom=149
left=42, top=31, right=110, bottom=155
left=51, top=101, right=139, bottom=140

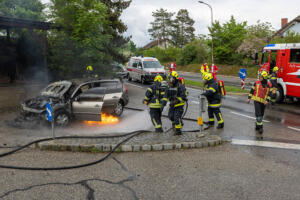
left=35, top=133, right=222, bottom=153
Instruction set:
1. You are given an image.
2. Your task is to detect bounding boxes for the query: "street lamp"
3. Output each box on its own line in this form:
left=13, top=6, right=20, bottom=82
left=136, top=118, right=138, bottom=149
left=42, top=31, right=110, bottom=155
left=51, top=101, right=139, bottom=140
left=198, top=1, right=214, bottom=64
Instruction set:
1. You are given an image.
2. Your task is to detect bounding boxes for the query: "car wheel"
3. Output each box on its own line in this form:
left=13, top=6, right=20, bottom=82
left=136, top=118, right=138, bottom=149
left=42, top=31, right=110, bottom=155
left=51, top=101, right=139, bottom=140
left=276, top=86, right=284, bottom=103
left=54, top=110, right=70, bottom=126
left=113, top=101, right=124, bottom=116
left=128, top=74, right=132, bottom=81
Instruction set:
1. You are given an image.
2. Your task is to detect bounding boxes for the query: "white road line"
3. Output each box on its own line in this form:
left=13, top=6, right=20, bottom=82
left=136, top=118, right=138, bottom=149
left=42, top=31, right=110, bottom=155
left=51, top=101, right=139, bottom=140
left=288, top=126, right=300, bottom=132
left=226, top=95, right=238, bottom=99
left=186, top=87, right=201, bottom=92
left=232, top=139, right=300, bottom=151
left=230, top=111, right=270, bottom=123
left=125, top=83, right=144, bottom=89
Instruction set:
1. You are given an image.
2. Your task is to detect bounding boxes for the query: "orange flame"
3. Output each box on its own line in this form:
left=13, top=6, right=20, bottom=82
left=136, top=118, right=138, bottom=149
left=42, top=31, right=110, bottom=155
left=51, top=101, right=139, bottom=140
left=83, top=113, right=119, bottom=126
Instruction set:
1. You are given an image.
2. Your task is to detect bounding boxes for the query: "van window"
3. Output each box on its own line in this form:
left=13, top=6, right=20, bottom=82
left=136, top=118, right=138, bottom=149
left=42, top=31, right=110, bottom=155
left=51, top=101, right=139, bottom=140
left=290, top=49, right=300, bottom=63
left=143, top=61, right=162, bottom=68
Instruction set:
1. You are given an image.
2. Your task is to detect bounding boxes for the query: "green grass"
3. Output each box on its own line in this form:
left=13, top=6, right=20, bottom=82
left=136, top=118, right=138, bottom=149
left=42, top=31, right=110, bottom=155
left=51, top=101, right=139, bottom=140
left=185, top=79, right=249, bottom=94
left=176, top=64, right=259, bottom=78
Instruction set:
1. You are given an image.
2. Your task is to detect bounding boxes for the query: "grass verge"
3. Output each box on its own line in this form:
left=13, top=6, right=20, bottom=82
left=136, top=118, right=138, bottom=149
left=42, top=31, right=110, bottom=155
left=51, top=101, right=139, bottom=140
left=185, top=79, right=249, bottom=94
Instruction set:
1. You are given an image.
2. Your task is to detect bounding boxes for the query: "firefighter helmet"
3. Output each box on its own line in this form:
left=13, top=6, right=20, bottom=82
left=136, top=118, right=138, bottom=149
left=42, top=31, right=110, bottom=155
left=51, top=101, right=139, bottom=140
left=86, top=65, right=93, bottom=71
left=154, top=75, right=163, bottom=82
left=273, top=66, right=279, bottom=72
left=171, top=71, right=179, bottom=79
left=260, top=71, right=268, bottom=79
left=203, top=73, right=213, bottom=81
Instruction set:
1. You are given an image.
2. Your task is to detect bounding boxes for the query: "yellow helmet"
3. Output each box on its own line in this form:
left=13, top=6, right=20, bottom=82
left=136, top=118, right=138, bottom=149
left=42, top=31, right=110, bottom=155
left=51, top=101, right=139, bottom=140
left=203, top=73, right=213, bottom=81
left=86, top=65, right=93, bottom=71
left=154, top=75, right=163, bottom=82
left=273, top=66, right=279, bottom=72
left=171, top=71, right=179, bottom=79
left=260, top=71, right=268, bottom=79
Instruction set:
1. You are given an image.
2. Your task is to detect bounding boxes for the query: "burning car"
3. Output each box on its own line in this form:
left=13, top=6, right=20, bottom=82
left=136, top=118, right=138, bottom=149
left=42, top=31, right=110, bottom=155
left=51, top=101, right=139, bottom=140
left=20, top=78, right=129, bottom=126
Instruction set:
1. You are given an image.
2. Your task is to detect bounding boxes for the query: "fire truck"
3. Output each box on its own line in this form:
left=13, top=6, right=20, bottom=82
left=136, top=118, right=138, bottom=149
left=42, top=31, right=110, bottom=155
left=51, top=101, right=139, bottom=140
left=259, top=43, right=300, bottom=102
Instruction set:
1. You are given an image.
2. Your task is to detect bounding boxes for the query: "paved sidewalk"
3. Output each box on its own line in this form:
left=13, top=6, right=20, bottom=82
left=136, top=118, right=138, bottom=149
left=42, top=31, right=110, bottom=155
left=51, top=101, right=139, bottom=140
left=36, top=131, right=222, bottom=152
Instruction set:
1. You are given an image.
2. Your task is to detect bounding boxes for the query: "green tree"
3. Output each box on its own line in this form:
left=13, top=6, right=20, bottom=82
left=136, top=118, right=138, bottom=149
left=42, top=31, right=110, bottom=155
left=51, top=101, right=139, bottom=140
left=0, top=0, right=45, bottom=20
left=271, top=31, right=300, bottom=43
left=148, top=8, right=174, bottom=48
left=209, top=16, right=247, bottom=64
left=171, top=9, right=195, bottom=48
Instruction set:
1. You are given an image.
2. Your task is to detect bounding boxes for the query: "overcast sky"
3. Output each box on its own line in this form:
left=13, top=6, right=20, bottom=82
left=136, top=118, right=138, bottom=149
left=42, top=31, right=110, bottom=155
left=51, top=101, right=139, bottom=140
left=42, top=0, right=300, bottom=47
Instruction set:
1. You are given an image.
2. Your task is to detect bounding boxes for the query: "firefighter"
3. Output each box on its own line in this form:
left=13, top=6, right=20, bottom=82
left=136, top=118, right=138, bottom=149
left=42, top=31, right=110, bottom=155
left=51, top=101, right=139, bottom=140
left=170, top=61, right=176, bottom=72
left=247, top=71, right=272, bottom=134
left=162, top=71, right=187, bottom=135
left=269, top=66, right=279, bottom=105
left=202, top=73, right=224, bottom=129
left=86, top=65, right=93, bottom=77
left=200, top=63, right=210, bottom=78
left=143, top=75, right=164, bottom=133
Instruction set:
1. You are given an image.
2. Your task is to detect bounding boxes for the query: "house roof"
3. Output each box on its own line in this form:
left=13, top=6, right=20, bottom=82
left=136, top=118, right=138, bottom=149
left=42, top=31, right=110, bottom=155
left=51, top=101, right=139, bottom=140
left=143, top=39, right=170, bottom=49
left=0, top=16, right=59, bottom=30
left=273, top=15, right=300, bottom=37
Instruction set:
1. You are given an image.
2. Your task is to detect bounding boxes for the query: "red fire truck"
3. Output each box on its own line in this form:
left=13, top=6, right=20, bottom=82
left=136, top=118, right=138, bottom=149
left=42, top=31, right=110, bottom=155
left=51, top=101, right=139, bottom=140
left=259, top=43, right=300, bottom=102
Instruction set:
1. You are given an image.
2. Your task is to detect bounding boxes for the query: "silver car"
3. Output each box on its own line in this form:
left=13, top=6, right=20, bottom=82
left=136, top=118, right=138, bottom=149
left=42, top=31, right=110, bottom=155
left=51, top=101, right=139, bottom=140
left=20, top=78, right=129, bottom=126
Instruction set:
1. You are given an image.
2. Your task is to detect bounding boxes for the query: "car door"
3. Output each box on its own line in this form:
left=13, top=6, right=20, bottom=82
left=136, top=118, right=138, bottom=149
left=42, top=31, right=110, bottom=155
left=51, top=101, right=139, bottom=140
left=101, top=81, right=123, bottom=114
left=72, top=84, right=105, bottom=121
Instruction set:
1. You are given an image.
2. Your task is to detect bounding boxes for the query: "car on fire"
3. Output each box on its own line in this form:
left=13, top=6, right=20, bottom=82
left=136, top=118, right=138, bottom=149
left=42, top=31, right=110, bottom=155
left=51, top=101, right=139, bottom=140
left=20, top=78, right=129, bottom=126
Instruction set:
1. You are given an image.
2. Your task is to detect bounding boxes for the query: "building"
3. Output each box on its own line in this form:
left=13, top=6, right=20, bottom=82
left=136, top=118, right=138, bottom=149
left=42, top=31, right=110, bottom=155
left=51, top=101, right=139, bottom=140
left=143, top=39, right=171, bottom=49
left=273, top=16, right=300, bottom=37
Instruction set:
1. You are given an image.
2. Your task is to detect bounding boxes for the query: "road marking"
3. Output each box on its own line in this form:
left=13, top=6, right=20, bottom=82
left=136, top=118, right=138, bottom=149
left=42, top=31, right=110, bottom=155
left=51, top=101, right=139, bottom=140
left=125, top=83, right=144, bottom=89
left=288, top=126, right=300, bottom=132
left=226, top=95, right=238, bottom=99
left=186, top=87, right=201, bottom=92
left=232, top=139, right=300, bottom=151
left=230, top=111, right=270, bottom=123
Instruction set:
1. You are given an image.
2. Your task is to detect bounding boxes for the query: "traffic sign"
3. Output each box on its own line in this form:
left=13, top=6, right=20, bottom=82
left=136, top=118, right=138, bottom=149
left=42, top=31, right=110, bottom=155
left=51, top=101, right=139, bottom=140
left=239, top=68, right=247, bottom=79
left=46, top=102, right=53, bottom=122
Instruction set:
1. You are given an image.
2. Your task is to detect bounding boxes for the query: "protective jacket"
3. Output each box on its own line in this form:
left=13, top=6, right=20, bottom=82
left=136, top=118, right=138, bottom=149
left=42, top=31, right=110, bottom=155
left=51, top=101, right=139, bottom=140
left=270, top=72, right=278, bottom=88
left=144, top=82, right=164, bottom=108
left=162, top=83, right=187, bottom=108
left=248, top=80, right=272, bottom=104
left=202, top=79, right=221, bottom=107
left=201, top=65, right=210, bottom=74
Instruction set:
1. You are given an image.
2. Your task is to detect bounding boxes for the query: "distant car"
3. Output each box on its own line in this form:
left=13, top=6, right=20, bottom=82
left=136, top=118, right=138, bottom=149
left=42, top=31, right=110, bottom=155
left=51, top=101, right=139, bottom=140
left=112, top=63, right=128, bottom=79
left=126, top=56, right=166, bottom=84
left=20, top=78, right=129, bottom=126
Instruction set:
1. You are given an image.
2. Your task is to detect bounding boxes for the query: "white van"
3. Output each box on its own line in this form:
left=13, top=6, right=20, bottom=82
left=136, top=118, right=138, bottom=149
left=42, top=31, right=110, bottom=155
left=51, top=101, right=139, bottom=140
left=126, top=56, right=166, bottom=84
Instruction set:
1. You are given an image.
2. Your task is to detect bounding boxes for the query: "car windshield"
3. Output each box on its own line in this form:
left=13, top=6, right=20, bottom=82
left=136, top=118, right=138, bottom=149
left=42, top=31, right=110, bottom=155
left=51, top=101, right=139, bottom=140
left=143, top=61, right=162, bottom=68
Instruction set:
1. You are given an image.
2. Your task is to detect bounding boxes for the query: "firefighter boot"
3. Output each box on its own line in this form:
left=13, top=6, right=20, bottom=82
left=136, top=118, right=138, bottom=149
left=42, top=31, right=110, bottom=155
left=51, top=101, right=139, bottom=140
left=155, top=127, right=163, bottom=133
left=174, top=128, right=182, bottom=135
left=217, top=123, right=224, bottom=129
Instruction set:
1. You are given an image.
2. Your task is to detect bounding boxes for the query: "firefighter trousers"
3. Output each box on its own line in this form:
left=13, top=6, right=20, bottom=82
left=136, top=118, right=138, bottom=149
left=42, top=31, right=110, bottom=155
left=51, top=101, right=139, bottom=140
left=150, top=108, right=162, bottom=130
left=168, top=106, right=184, bottom=129
left=254, top=101, right=266, bottom=128
left=208, top=106, right=224, bottom=125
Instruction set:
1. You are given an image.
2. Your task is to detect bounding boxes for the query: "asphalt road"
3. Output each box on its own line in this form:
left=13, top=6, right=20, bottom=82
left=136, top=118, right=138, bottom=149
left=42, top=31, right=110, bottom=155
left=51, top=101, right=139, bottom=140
left=0, top=79, right=300, bottom=199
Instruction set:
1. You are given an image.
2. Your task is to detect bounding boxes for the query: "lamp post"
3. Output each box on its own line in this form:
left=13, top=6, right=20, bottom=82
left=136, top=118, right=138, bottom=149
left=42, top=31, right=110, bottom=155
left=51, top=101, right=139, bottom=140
left=198, top=1, right=214, bottom=64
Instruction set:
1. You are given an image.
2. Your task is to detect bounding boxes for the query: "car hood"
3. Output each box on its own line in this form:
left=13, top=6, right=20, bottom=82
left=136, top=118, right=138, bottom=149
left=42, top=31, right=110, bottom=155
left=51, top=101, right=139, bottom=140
left=23, top=96, right=49, bottom=110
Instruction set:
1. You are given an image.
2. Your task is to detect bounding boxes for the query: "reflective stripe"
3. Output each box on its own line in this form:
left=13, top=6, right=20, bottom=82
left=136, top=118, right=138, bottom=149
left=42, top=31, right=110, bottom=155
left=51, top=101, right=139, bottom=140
left=174, top=102, right=185, bottom=107
left=207, top=87, right=216, bottom=92
left=256, top=121, right=263, bottom=125
left=153, top=119, right=162, bottom=128
left=175, top=123, right=182, bottom=129
left=144, top=96, right=150, bottom=100
left=251, top=86, right=255, bottom=89
left=209, top=118, right=215, bottom=122
left=271, top=77, right=277, bottom=80
left=162, top=98, right=168, bottom=101
left=149, top=103, right=162, bottom=108
left=177, top=97, right=183, bottom=102
left=147, top=88, right=153, bottom=93
left=208, top=104, right=221, bottom=107
left=252, top=96, right=266, bottom=104
left=218, top=113, right=224, bottom=124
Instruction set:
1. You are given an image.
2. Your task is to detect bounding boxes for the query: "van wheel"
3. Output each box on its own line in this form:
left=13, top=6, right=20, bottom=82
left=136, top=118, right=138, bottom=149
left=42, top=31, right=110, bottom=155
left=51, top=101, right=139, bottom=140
left=141, top=76, right=146, bottom=84
left=276, top=87, right=284, bottom=103
left=128, top=74, right=132, bottom=81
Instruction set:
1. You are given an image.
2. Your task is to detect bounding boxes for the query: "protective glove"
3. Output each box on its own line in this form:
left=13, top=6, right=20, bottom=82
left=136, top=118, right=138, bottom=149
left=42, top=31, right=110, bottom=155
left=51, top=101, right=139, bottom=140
left=143, top=100, right=148, bottom=105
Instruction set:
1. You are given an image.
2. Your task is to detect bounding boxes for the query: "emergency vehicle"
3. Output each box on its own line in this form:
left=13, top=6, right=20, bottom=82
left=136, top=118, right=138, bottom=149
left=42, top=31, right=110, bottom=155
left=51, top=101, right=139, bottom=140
left=126, top=56, right=166, bottom=84
left=259, top=43, right=300, bottom=102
